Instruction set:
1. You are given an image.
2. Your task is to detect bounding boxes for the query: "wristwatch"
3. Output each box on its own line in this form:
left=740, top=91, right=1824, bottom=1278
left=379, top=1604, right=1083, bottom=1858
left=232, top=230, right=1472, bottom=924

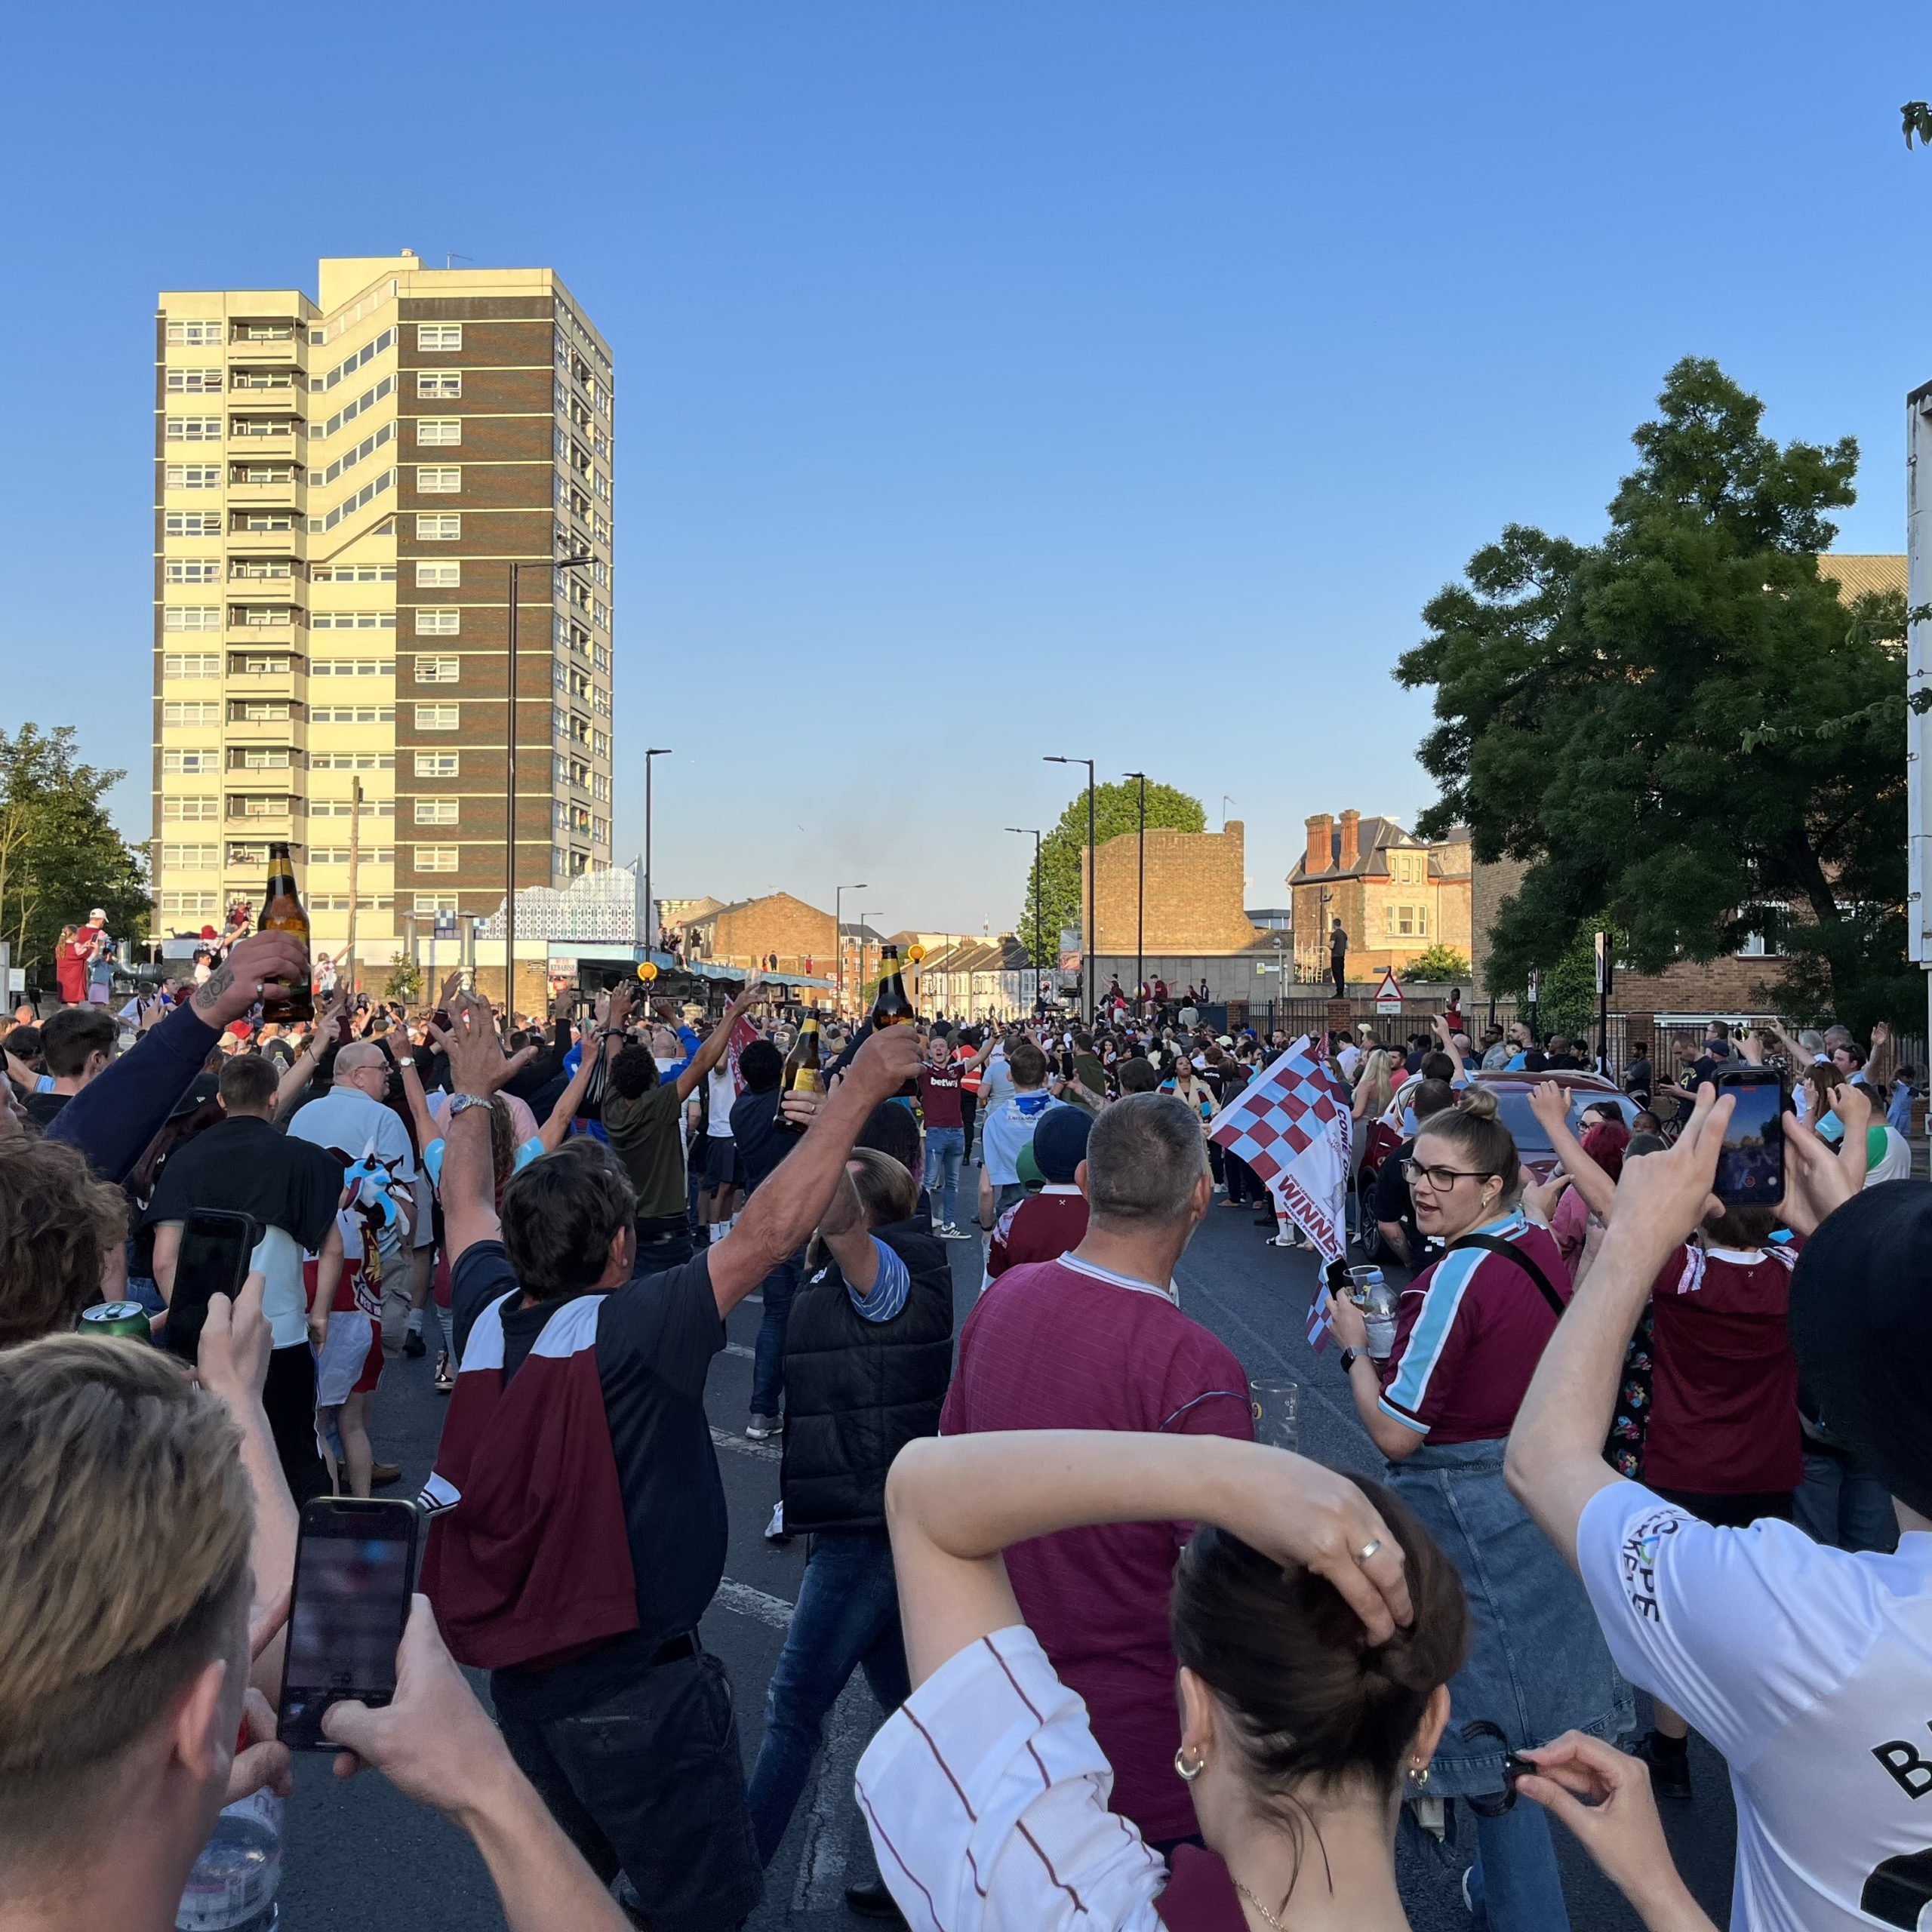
left=394, top=1055, right=414, bottom=1067
left=1339, top=1347, right=1367, bottom=1375
left=446, top=1093, right=492, bottom=1122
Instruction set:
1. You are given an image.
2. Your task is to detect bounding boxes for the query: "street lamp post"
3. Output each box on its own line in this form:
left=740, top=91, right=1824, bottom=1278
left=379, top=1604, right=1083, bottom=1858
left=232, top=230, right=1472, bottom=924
left=643, top=748, right=673, bottom=960
left=1005, top=826, right=1043, bottom=1016
left=506, top=551, right=593, bottom=1008
left=835, top=881, right=868, bottom=1015
left=1044, top=755, right=1096, bottom=1023
left=1124, top=770, right=1147, bottom=1014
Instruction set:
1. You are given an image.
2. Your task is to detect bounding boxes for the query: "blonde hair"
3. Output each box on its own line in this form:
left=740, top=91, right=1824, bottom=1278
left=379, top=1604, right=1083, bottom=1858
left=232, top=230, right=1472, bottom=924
left=806, top=1146, right=918, bottom=1269
left=1353, top=1049, right=1395, bottom=1119
left=0, top=1338, right=252, bottom=1863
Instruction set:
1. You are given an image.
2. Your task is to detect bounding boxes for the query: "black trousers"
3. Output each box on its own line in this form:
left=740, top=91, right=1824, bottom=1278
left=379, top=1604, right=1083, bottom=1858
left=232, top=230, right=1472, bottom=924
left=1331, top=958, right=1347, bottom=996
left=263, top=1343, right=331, bottom=1506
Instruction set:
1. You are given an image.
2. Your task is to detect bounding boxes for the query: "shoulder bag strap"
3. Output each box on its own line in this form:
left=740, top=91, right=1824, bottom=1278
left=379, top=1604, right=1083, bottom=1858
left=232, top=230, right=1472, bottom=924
left=1446, top=1231, right=1566, bottom=1318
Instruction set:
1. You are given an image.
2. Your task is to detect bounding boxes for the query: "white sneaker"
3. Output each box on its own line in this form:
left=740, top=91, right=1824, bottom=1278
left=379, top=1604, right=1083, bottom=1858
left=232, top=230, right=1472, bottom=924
left=764, top=1500, right=787, bottom=1541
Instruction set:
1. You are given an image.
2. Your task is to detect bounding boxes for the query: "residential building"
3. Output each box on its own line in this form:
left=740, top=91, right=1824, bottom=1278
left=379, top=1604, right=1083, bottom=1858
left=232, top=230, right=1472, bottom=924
left=152, top=252, right=616, bottom=966
left=1287, top=811, right=1472, bottom=983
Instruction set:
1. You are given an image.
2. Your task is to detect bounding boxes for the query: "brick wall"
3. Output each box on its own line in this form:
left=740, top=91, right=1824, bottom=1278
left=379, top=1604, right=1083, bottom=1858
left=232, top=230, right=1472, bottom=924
left=700, top=893, right=837, bottom=974
left=1086, top=820, right=1262, bottom=955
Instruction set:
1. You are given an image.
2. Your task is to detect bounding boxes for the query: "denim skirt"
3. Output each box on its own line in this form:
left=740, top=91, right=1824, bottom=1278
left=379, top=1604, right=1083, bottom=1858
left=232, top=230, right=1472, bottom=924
left=1386, top=1435, right=1634, bottom=1798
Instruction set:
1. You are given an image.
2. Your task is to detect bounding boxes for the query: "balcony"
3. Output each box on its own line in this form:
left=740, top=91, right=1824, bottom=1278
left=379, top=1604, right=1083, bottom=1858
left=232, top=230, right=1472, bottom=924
left=226, top=521, right=299, bottom=550
left=227, top=368, right=300, bottom=394
left=226, top=424, right=300, bottom=458
left=225, top=712, right=303, bottom=746
left=227, top=334, right=302, bottom=365
left=228, top=481, right=299, bottom=508
left=225, top=665, right=298, bottom=700
left=224, top=795, right=299, bottom=832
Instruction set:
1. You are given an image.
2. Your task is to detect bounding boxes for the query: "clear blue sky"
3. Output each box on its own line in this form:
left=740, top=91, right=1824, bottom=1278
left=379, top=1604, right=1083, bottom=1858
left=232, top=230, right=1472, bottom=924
left=2, top=4, right=1925, bottom=940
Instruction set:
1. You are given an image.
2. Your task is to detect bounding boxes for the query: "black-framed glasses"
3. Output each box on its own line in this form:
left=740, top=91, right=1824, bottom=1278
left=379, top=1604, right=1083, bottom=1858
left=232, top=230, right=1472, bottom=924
left=1460, top=1719, right=1536, bottom=1816
left=1400, top=1159, right=1492, bottom=1191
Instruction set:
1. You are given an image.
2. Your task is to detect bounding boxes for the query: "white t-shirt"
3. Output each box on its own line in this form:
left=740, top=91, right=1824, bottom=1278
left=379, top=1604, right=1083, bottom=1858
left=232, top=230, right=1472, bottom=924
left=1577, top=1478, right=1932, bottom=1932
left=706, top=1060, right=737, bottom=1138
left=252, top=1225, right=311, bottom=1350
left=1337, top=1043, right=1364, bottom=1080
left=287, top=1089, right=416, bottom=1251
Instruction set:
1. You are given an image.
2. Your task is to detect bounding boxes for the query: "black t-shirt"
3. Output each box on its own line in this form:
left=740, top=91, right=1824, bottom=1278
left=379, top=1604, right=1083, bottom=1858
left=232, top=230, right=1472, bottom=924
left=451, top=1240, right=727, bottom=1721
left=1692, top=1048, right=1732, bottom=1087
left=730, top=1087, right=794, bottom=1193
left=1372, top=1134, right=1426, bottom=1270
left=23, top=1091, right=70, bottom=1128
left=1624, top=1057, right=1654, bottom=1095
left=140, top=1115, right=343, bottom=1252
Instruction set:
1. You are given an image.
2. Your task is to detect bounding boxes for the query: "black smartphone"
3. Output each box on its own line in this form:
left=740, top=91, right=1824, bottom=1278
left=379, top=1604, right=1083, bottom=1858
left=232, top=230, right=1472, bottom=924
left=276, top=1496, right=420, bottom=1751
left=1714, top=1066, right=1786, bottom=1206
left=164, top=1208, right=257, bottom=1361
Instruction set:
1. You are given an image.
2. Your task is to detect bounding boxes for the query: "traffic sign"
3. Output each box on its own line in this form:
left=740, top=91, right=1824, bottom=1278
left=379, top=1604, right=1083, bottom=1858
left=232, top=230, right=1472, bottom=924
left=1374, top=968, right=1404, bottom=1015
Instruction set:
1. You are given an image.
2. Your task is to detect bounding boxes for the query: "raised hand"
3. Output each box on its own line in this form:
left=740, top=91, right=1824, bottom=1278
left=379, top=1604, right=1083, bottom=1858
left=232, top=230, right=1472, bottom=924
left=429, top=990, right=535, bottom=1100
left=848, top=1022, right=923, bottom=1099
left=192, top=931, right=313, bottom=1029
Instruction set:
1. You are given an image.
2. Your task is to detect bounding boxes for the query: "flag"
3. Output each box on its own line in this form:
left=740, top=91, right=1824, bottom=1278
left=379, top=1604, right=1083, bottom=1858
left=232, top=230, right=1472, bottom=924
left=1306, top=1284, right=1336, bottom=1352
left=1208, top=1036, right=1352, bottom=1266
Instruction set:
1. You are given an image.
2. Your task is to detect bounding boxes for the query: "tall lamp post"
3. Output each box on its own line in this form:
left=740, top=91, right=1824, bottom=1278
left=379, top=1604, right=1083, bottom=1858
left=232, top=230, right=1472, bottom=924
left=643, top=747, right=673, bottom=960
left=506, top=550, right=593, bottom=1004
left=1044, top=755, right=1096, bottom=1023
left=1124, top=770, right=1147, bottom=1014
left=1006, top=826, right=1043, bottom=1016
left=835, top=881, right=867, bottom=1014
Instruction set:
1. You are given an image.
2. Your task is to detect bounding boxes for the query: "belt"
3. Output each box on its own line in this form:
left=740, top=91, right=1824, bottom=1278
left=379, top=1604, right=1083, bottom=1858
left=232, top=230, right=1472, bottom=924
left=651, top=1631, right=698, bottom=1667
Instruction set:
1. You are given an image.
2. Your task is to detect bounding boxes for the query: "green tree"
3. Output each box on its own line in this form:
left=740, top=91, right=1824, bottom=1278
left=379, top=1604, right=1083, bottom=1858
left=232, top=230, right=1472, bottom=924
left=382, top=952, right=423, bottom=1004
left=1019, top=780, right=1205, bottom=964
left=1398, top=943, right=1472, bottom=984
left=1396, top=357, right=1915, bottom=1033
left=0, top=724, right=149, bottom=995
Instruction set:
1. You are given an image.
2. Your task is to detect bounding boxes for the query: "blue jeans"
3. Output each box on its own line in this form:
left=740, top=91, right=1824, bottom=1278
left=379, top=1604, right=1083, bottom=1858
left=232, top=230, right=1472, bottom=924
left=924, top=1126, right=964, bottom=1226
left=749, top=1248, right=804, bottom=1417
left=746, top=1527, right=909, bottom=1864
left=1794, top=1445, right=1900, bottom=1554
left=1465, top=1799, right=1571, bottom=1932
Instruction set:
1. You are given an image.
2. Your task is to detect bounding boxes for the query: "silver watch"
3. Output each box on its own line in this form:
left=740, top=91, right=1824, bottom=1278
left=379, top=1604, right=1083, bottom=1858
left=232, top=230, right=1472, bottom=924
left=446, top=1093, right=492, bottom=1121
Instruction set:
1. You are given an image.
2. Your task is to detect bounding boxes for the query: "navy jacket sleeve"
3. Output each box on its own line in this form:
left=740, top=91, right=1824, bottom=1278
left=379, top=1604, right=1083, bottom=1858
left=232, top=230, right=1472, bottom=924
left=48, top=998, right=220, bottom=1183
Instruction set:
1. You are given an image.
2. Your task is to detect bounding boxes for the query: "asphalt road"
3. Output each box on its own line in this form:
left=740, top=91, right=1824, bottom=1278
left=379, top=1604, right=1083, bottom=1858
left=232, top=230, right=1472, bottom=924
left=277, top=1167, right=1738, bottom=1931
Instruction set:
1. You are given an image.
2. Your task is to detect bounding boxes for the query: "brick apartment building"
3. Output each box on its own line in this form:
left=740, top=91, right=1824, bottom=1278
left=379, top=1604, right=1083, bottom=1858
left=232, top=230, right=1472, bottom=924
left=1287, top=811, right=1472, bottom=983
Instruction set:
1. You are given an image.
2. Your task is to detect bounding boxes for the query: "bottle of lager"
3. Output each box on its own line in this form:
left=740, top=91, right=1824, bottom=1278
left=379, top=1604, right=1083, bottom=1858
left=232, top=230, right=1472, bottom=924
left=777, top=1016, right=824, bottom=1133
left=870, top=944, right=919, bottom=1096
left=257, top=841, right=313, bottom=1023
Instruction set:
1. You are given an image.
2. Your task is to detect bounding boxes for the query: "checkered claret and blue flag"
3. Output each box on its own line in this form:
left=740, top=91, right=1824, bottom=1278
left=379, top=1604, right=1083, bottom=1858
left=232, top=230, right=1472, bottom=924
left=1208, top=1037, right=1352, bottom=1272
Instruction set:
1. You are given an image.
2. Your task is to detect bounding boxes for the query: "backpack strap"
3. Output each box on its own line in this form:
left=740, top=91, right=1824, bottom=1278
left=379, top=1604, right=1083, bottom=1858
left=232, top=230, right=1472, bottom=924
left=1446, top=1232, right=1566, bottom=1318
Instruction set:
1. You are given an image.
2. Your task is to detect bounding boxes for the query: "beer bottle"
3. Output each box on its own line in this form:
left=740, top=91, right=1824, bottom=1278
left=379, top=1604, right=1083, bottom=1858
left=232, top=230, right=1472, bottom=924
left=870, top=944, right=919, bottom=1096
left=257, top=841, right=313, bottom=1023
left=777, top=1016, right=824, bottom=1133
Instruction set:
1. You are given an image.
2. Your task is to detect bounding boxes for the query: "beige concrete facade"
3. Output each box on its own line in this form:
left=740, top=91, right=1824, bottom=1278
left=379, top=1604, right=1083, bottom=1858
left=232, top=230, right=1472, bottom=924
left=152, top=254, right=615, bottom=964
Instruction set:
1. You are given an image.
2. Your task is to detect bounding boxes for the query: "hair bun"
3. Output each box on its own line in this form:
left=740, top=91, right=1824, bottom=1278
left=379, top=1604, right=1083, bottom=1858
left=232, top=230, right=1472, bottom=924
left=1457, top=1086, right=1499, bottom=1121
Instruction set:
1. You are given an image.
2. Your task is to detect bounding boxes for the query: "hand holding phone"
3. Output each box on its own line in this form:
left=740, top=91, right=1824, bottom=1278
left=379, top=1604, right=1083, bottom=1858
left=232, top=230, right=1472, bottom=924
left=165, top=1209, right=257, bottom=1362
left=1714, top=1067, right=1786, bottom=1206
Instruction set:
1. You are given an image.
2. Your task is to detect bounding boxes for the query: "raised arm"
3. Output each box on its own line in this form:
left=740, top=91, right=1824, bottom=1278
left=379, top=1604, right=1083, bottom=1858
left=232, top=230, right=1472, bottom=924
left=1527, top=1081, right=1618, bottom=1222
left=672, top=980, right=762, bottom=1101
left=426, top=992, right=536, bottom=1266
left=1429, top=1012, right=1467, bottom=1083
left=278, top=992, right=347, bottom=1116
left=394, top=1035, right=441, bottom=1162
left=540, top=997, right=625, bottom=1152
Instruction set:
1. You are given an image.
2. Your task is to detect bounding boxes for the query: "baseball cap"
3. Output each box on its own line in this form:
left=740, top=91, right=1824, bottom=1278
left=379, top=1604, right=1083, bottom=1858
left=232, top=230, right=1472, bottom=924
left=89, top=909, right=106, bottom=922
left=1031, top=1104, right=1093, bottom=1184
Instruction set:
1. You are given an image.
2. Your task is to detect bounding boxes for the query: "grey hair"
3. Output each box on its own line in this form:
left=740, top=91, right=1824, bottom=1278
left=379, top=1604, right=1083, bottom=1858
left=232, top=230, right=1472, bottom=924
left=1084, top=1093, right=1209, bottom=1227
left=334, top=1042, right=386, bottom=1079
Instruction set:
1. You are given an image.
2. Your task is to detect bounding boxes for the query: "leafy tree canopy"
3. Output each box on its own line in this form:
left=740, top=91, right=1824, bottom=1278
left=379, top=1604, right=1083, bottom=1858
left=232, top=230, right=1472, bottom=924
left=1395, top=357, right=1913, bottom=1032
left=1399, top=944, right=1472, bottom=984
left=1020, top=780, right=1204, bottom=964
left=0, top=724, right=149, bottom=994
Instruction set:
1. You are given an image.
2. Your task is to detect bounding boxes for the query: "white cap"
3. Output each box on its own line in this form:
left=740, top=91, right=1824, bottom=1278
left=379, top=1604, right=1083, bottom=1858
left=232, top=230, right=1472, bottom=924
left=89, top=909, right=106, bottom=921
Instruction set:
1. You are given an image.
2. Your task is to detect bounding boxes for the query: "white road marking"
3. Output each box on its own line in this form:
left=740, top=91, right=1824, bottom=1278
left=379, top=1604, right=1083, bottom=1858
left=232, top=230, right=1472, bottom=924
left=711, top=1425, right=780, bottom=1463
left=724, top=1341, right=754, bottom=1359
left=712, top=1579, right=795, bottom=1629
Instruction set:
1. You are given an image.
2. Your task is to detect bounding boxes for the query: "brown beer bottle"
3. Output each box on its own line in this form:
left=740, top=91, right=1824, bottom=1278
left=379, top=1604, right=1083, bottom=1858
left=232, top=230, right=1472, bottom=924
left=777, top=1016, right=824, bottom=1132
left=257, top=841, right=313, bottom=1022
left=870, top=944, right=919, bottom=1095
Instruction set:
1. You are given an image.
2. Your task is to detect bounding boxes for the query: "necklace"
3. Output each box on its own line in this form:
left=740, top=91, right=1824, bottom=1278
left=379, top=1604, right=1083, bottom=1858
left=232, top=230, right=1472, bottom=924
left=1232, top=1877, right=1287, bottom=1931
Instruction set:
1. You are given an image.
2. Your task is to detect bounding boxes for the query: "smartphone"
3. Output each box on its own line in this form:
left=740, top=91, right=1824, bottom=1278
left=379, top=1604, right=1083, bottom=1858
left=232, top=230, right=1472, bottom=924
left=164, top=1208, right=257, bottom=1362
left=1714, top=1066, right=1786, bottom=1206
left=276, top=1496, right=420, bottom=1751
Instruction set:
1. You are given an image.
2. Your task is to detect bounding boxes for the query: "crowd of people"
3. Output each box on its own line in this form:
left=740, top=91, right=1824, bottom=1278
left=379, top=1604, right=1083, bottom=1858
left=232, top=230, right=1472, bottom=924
left=0, top=933, right=1925, bottom=1932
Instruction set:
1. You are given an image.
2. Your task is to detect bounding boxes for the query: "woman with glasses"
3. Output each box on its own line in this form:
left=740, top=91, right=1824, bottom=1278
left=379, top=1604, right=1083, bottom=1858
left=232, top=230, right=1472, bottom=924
left=1326, top=1088, right=1632, bottom=1932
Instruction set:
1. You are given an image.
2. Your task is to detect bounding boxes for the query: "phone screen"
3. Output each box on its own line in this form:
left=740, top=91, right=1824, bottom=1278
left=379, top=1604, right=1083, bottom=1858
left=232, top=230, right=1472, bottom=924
left=277, top=1498, right=419, bottom=1750
left=164, top=1210, right=255, bottom=1361
left=1715, top=1072, right=1786, bottom=1206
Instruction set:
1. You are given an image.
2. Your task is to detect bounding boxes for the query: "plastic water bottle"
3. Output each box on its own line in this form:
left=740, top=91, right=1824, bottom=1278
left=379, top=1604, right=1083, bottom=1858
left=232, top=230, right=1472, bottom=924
left=176, top=1790, right=282, bottom=1932
left=1348, top=1265, right=1400, bottom=1361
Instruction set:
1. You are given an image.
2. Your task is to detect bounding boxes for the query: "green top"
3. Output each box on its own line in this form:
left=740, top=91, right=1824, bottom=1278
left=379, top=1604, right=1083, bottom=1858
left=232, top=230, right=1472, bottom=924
left=602, top=1080, right=689, bottom=1221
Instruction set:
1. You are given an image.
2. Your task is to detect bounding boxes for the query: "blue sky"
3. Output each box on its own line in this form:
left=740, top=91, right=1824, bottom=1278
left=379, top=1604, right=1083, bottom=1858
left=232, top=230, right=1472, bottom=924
left=1, top=4, right=1926, bottom=940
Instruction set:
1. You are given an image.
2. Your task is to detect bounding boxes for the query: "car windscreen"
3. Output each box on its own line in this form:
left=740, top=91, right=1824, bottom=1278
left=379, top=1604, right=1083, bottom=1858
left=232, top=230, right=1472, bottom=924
left=1486, top=1086, right=1637, bottom=1150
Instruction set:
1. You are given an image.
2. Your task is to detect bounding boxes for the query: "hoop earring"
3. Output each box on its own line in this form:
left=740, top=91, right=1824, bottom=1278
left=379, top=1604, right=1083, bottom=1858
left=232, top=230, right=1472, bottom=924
left=1174, top=1746, right=1205, bottom=1783
left=1405, top=1761, right=1431, bottom=1790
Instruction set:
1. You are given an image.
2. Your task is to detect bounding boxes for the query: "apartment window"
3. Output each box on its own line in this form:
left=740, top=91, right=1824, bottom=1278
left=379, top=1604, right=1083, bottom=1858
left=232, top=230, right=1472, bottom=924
left=162, top=748, right=217, bottom=773
left=413, top=893, right=458, bottom=914
left=232, top=654, right=291, bottom=674
left=158, top=892, right=219, bottom=917
left=234, top=321, right=294, bottom=342
left=229, top=559, right=292, bottom=580
left=417, top=325, right=463, bottom=352
left=310, top=752, right=393, bottom=771
left=310, top=896, right=395, bottom=913
left=417, top=371, right=462, bottom=398
left=312, top=659, right=395, bottom=676
left=165, top=512, right=222, bottom=537
left=233, top=512, right=295, bottom=531
left=414, top=609, right=460, bottom=636
left=309, top=798, right=395, bottom=819
left=233, top=749, right=292, bottom=771
left=164, top=558, right=220, bottom=583
left=159, top=844, right=217, bottom=869
left=165, top=417, right=221, bottom=441
left=311, top=705, right=395, bottom=724
left=310, top=613, right=397, bottom=630
left=165, top=465, right=221, bottom=489
left=414, top=798, right=460, bottom=825
left=417, top=466, right=461, bottom=494
left=166, top=368, right=222, bottom=393
left=163, top=607, right=220, bottom=631
left=165, top=319, right=221, bottom=344
left=312, top=565, right=396, bottom=582
left=416, top=514, right=460, bottom=541
left=231, top=605, right=294, bottom=628
left=308, top=848, right=395, bottom=867
left=162, top=702, right=219, bottom=725
left=226, top=844, right=269, bottom=868
left=162, top=797, right=219, bottom=821
left=417, top=420, right=461, bottom=447
left=415, top=657, right=460, bottom=684
left=415, top=848, right=459, bottom=873
left=414, top=704, right=460, bottom=731
left=414, top=752, right=460, bottom=777
left=230, top=701, right=291, bottom=722
left=162, top=653, right=220, bottom=678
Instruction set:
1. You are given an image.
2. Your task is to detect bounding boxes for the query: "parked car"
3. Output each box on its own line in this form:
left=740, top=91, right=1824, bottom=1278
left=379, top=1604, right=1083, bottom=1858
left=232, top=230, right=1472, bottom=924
left=1465, top=1069, right=1640, bottom=1180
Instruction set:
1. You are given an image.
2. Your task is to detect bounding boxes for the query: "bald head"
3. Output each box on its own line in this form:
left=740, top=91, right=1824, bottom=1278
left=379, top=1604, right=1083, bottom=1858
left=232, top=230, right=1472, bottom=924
left=334, top=1042, right=388, bottom=1091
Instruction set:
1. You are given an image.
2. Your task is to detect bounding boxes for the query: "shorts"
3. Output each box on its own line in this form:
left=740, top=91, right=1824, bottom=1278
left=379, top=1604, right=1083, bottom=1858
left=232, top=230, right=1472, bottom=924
left=701, top=1136, right=742, bottom=1191
left=412, top=1171, right=435, bottom=1249
left=1650, top=1484, right=1795, bottom=1531
left=315, top=1309, right=383, bottom=1406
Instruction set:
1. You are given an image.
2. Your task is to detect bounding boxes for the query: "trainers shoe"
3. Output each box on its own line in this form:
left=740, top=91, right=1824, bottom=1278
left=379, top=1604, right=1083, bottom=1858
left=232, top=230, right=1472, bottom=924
left=843, top=1879, right=907, bottom=1923
left=942, top=1223, right=973, bottom=1240
left=369, top=1461, right=403, bottom=1488
left=1635, top=1730, right=1693, bottom=1801
left=746, top=1413, right=783, bottom=1440
left=764, top=1500, right=789, bottom=1541
left=402, top=1329, right=426, bottom=1358
left=434, top=1350, right=455, bottom=1394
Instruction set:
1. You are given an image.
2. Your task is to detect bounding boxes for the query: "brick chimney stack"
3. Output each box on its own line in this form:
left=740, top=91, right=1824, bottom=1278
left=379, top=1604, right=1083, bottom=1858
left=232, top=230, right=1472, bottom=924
left=1304, top=813, right=1334, bottom=874
left=1339, top=809, right=1361, bottom=873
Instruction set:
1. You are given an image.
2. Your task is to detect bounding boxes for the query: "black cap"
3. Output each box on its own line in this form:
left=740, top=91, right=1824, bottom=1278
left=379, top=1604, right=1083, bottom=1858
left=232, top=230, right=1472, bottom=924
left=168, top=1072, right=221, bottom=1121
left=1789, top=1181, right=1932, bottom=1520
